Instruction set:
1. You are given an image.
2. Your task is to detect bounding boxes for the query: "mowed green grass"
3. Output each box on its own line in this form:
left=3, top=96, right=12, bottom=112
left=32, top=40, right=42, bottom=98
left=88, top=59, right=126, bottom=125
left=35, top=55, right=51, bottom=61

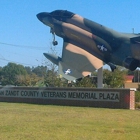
left=0, top=103, right=140, bottom=140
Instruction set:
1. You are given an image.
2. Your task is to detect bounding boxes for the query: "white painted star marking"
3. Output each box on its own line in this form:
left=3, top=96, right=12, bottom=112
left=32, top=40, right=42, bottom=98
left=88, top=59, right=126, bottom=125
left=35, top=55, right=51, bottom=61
left=97, top=45, right=107, bottom=52
left=65, top=69, right=71, bottom=75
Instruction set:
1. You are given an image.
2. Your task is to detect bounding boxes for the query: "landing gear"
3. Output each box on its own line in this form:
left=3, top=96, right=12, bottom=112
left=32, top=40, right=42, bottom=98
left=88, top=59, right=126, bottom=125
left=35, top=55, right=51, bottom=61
left=53, top=41, right=58, bottom=46
left=50, top=28, right=58, bottom=46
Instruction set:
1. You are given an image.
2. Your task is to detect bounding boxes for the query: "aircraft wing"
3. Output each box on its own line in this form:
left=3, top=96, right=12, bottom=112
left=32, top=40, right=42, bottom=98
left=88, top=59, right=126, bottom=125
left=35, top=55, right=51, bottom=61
left=58, top=41, right=103, bottom=81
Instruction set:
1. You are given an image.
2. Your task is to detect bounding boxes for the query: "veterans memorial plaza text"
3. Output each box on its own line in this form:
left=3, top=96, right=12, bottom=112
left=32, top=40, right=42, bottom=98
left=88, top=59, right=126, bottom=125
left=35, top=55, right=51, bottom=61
left=0, top=89, right=119, bottom=102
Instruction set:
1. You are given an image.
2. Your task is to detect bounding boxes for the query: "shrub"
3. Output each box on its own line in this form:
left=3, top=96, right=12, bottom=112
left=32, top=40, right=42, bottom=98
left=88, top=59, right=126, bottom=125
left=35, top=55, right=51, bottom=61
left=135, top=91, right=140, bottom=102
left=135, top=102, right=140, bottom=109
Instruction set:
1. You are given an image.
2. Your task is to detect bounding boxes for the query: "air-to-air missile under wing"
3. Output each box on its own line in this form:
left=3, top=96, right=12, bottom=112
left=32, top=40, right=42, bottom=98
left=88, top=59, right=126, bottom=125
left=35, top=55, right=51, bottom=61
left=37, top=10, right=140, bottom=81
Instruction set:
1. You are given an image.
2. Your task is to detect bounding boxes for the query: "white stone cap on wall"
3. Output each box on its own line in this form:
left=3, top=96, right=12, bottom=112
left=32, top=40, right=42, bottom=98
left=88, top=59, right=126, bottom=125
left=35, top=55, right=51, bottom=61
left=130, top=88, right=137, bottom=91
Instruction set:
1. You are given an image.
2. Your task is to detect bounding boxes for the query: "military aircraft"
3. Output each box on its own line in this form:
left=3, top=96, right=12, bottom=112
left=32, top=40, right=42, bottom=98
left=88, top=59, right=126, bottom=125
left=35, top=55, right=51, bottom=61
left=37, top=10, right=140, bottom=81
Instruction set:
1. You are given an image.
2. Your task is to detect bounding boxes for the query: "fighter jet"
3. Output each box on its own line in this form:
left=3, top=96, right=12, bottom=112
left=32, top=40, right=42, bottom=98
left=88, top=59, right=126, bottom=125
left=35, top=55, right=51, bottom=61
left=37, top=10, right=140, bottom=81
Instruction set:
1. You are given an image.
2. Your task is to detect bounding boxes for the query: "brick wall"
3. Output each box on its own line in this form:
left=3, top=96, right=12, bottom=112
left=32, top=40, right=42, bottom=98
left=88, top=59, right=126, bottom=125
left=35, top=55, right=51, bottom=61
left=0, top=87, right=135, bottom=110
left=130, top=90, right=135, bottom=110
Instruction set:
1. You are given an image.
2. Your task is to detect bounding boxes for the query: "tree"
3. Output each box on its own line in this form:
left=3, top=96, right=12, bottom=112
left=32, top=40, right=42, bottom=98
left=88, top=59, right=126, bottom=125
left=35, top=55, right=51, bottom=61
left=74, top=76, right=96, bottom=87
left=15, top=73, right=44, bottom=87
left=103, top=67, right=126, bottom=88
left=24, top=66, right=32, bottom=75
left=44, top=70, right=59, bottom=87
left=0, top=63, right=27, bottom=86
left=43, top=42, right=63, bottom=87
left=32, top=66, right=47, bottom=77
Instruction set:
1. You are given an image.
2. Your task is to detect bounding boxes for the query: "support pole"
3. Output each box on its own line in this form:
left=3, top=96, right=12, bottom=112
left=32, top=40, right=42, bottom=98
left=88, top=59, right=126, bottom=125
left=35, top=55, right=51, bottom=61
left=97, top=67, right=103, bottom=88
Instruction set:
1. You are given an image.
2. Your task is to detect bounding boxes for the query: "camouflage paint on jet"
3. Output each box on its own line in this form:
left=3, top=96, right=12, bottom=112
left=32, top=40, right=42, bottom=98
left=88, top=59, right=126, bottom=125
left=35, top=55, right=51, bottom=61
left=37, top=10, right=140, bottom=80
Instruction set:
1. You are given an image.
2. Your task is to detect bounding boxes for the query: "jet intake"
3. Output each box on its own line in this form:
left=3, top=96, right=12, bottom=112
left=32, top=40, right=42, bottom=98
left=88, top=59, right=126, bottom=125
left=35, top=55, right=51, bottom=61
left=123, top=57, right=139, bottom=71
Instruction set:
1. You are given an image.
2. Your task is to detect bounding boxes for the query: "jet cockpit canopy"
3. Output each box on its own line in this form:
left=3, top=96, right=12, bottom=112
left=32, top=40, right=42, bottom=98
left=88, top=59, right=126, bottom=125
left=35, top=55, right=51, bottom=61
left=50, top=10, right=75, bottom=21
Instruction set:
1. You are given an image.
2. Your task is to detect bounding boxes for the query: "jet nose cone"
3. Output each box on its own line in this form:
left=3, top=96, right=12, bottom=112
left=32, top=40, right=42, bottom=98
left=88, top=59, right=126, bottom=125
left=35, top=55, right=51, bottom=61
left=36, top=12, right=50, bottom=21
left=36, top=13, right=42, bottom=21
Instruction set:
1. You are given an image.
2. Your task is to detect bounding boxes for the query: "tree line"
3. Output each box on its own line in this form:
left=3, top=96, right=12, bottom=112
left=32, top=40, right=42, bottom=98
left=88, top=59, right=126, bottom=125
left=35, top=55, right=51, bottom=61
left=0, top=62, right=139, bottom=88
left=0, top=62, right=66, bottom=87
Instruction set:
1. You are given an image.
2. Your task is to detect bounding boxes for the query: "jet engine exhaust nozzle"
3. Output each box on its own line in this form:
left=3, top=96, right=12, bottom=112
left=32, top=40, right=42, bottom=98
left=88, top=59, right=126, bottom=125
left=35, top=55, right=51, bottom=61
left=123, top=57, right=139, bottom=71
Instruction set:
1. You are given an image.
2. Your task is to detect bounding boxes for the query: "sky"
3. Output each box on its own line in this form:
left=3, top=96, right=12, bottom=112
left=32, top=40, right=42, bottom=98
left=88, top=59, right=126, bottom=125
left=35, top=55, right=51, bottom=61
left=1, top=0, right=140, bottom=68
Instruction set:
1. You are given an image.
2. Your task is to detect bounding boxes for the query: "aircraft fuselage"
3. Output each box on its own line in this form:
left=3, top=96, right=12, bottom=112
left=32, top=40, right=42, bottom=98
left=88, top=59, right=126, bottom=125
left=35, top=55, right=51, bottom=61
left=37, top=10, right=140, bottom=71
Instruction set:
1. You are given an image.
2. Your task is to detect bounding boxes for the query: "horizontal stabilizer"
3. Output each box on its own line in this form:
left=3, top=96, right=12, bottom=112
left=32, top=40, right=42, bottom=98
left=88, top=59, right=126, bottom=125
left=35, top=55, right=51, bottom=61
left=130, top=36, right=140, bottom=44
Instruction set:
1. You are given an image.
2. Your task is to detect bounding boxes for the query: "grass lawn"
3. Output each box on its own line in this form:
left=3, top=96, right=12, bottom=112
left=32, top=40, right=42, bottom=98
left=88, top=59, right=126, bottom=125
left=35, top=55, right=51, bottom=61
left=0, top=102, right=140, bottom=140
